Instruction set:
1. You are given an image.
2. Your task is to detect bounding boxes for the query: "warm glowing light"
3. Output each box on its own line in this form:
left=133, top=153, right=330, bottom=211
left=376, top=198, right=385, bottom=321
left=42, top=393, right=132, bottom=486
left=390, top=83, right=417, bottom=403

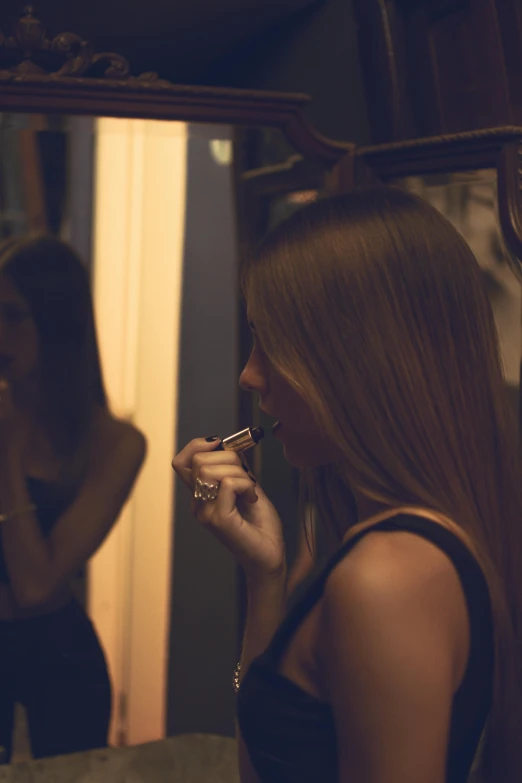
left=89, top=117, right=188, bottom=746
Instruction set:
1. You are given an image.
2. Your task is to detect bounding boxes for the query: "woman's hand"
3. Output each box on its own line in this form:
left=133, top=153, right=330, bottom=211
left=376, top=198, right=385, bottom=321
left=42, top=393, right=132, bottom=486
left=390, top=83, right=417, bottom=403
left=172, top=437, right=286, bottom=582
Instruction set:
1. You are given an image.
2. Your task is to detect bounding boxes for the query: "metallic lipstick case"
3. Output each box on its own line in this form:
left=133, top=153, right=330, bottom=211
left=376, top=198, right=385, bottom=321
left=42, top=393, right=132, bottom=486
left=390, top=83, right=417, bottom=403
left=216, top=426, right=264, bottom=453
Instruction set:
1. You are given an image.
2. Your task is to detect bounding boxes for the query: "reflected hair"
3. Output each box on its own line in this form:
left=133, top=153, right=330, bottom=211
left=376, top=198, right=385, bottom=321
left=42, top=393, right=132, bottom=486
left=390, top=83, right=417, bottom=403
left=240, top=186, right=522, bottom=782
left=0, top=235, right=107, bottom=468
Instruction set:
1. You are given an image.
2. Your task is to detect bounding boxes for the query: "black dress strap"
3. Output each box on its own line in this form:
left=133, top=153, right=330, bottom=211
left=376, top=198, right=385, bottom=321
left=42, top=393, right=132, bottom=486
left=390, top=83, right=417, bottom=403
left=263, top=513, right=494, bottom=680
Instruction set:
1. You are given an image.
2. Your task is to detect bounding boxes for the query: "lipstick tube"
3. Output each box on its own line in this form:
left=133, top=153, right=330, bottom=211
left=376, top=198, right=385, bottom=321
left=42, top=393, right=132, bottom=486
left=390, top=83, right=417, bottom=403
left=216, top=426, right=264, bottom=453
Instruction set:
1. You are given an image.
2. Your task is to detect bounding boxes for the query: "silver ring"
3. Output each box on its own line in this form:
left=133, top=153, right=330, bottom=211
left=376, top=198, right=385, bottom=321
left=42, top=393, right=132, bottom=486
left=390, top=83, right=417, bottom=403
left=193, top=477, right=221, bottom=501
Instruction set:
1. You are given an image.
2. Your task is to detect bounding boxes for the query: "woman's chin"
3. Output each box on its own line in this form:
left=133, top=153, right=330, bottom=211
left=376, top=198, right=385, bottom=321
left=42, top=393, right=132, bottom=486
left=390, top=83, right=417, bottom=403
left=279, top=438, right=322, bottom=469
left=279, top=433, right=337, bottom=470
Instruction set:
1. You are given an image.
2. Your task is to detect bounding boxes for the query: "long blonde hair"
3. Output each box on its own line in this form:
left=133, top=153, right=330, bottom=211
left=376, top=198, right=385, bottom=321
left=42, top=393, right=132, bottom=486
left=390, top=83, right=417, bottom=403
left=240, top=186, right=522, bottom=781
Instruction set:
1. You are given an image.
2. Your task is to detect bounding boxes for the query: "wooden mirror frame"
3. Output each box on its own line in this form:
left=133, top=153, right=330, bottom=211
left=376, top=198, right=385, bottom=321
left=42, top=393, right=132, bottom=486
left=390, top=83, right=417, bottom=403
left=0, top=5, right=355, bottom=701
left=337, top=126, right=522, bottom=275
left=0, top=5, right=353, bottom=166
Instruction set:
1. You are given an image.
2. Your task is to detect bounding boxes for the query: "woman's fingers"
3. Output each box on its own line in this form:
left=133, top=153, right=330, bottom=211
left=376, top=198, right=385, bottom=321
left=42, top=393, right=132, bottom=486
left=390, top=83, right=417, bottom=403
left=171, top=437, right=236, bottom=489
left=174, top=440, right=286, bottom=578
left=194, top=453, right=256, bottom=485
left=193, top=473, right=258, bottom=528
left=195, top=464, right=253, bottom=485
left=190, top=465, right=257, bottom=515
left=189, top=474, right=287, bottom=578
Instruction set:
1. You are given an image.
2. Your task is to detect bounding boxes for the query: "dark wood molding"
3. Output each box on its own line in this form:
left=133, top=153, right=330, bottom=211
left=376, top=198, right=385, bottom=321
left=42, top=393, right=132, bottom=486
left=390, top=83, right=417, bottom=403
left=352, top=0, right=521, bottom=144
left=351, top=0, right=414, bottom=143
left=352, top=123, right=522, bottom=277
left=241, top=155, right=326, bottom=197
left=356, top=125, right=522, bottom=178
left=0, top=6, right=351, bottom=165
left=497, top=141, right=522, bottom=275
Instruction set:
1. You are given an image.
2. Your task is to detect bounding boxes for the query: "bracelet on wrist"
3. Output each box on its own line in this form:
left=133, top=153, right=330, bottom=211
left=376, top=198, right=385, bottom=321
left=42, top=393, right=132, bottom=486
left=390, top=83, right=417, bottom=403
left=233, top=661, right=241, bottom=694
left=0, top=503, right=37, bottom=524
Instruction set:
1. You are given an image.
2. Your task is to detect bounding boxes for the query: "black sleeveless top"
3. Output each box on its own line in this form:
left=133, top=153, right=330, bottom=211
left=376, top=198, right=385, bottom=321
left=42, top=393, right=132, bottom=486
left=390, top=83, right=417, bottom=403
left=0, top=477, right=77, bottom=584
left=236, top=514, right=494, bottom=783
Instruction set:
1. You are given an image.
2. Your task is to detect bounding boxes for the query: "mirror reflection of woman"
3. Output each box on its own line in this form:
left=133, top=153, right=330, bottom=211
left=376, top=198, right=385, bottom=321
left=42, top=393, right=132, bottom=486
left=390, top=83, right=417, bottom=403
left=173, top=187, right=522, bottom=782
left=0, top=236, right=146, bottom=762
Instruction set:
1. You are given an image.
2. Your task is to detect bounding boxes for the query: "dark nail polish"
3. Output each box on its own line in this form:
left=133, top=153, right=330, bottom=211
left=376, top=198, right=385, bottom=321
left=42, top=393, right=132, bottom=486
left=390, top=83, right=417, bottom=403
left=205, top=435, right=219, bottom=442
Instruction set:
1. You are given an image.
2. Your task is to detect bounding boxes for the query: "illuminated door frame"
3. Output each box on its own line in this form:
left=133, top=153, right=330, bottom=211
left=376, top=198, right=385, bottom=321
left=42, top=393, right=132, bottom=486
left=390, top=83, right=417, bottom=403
left=89, top=117, right=187, bottom=746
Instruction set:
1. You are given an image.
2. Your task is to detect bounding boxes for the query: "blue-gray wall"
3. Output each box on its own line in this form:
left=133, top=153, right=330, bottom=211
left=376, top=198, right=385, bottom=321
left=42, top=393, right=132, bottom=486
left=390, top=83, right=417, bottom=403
left=167, top=124, right=240, bottom=737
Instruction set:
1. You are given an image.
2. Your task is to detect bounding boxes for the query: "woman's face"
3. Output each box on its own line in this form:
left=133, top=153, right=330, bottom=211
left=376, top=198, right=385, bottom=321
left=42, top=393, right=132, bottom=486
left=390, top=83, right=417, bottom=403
left=239, top=317, right=342, bottom=468
left=0, top=274, right=39, bottom=386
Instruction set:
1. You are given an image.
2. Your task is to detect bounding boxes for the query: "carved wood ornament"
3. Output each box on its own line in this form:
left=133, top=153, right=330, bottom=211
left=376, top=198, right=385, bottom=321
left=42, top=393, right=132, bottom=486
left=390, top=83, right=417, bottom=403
left=0, top=4, right=166, bottom=82
left=0, top=6, right=353, bottom=166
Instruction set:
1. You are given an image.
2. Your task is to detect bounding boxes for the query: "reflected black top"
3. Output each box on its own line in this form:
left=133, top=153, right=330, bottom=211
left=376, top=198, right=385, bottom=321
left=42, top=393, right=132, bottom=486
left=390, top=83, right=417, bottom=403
left=236, top=514, right=494, bottom=783
left=0, top=477, right=77, bottom=584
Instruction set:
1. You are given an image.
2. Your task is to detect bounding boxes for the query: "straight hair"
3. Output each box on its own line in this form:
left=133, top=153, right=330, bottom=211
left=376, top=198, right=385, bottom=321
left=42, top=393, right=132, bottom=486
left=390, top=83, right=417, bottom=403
left=240, top=186, right=522, bottom=781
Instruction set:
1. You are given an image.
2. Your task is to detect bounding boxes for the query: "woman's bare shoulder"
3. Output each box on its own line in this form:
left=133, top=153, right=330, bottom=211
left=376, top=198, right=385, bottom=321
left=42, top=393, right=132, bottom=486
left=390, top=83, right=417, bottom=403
left=324, top=528, right=469, bottom=618
left=319, top=528, right=470, bottom=691
left=316, top=529, right=465, bottom=781
left=89, top=407, right=147, bottom=455
left=342, top=527, right=463, bottom=582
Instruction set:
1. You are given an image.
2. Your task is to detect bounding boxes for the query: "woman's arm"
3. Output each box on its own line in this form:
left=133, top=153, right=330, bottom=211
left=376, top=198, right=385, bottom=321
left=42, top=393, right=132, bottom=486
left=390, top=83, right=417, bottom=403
left=0, top=411, right=146, bottom=608
left=236, top=571, right=287, bottom=783
left=318, top=531, right=467, bottom=783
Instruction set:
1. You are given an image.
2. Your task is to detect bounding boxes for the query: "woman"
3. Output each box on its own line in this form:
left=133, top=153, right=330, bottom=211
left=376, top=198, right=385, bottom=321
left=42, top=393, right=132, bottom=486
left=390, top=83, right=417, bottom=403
left=0, top=235, right=146, bottom=762
left=172, top=187, right=522, bottom=782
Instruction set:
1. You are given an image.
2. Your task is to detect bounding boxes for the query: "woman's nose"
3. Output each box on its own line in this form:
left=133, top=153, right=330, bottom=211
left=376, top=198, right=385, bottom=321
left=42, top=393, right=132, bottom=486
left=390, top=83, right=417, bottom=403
left=238, top=367, right=256, bottom=393
left=239, top=354, right=265, bottom=394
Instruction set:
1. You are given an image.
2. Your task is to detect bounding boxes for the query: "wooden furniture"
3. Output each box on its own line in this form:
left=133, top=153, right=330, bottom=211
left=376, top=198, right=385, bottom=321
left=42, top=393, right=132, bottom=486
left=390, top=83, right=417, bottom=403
left=351, top=0, right=522, bottom=143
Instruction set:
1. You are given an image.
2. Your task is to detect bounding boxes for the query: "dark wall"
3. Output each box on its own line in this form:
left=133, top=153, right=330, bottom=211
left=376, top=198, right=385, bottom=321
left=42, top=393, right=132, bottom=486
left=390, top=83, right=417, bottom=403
left=0, top=0, right=319, bottom=65
left=206, top=0, right=370, bottom=144
left=168, top=124, right=239, bottom=738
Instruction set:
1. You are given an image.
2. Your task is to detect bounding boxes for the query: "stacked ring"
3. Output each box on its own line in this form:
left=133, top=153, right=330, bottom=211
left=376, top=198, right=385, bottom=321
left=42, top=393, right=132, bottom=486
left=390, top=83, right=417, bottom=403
left=193, top=477, right=221, bottom=501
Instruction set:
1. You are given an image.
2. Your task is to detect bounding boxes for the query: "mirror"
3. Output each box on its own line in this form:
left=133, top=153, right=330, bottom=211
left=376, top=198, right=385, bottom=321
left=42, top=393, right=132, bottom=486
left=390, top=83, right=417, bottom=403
left=0, top=109, right=338, bottom=764
left=389, top=168, right=522, bottom=437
